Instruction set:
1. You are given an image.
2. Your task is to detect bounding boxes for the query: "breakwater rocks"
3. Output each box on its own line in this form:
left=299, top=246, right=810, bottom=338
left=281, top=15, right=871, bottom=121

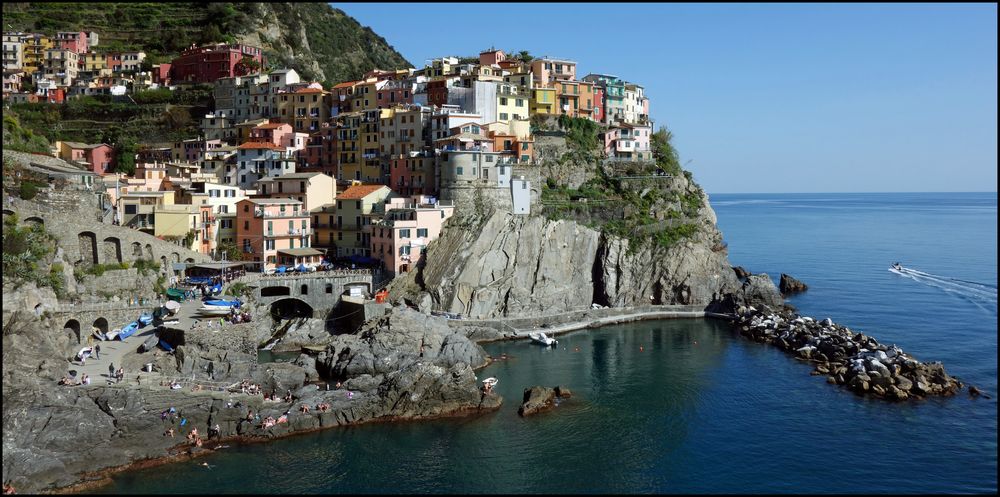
left=518, top=386, right=573, bottom=416
left=733, top=306, right=970, bottom=401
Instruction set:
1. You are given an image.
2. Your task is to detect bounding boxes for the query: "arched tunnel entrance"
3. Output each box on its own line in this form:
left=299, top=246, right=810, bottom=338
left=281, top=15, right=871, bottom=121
left=270, top=298, right=314, bottom=320
left=63, top=319, right=81, bottom=344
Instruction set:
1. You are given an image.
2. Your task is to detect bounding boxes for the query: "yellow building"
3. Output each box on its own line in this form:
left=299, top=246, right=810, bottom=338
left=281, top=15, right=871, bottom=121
left=21, top=34, right=53, bottom=74
left=530, top=87, right=556, bottom=116
left=153, top=204, right=201, bottom=251
left=360, top=109, right=382, bottom=184
left=332, top=184, right=394, bottom=257
left=335, top=112, right=362, bottom=183
left=117, top=190, right=175, bottom=232
left=277, top=87, right=331, bottom=134
left=496, top=82, right=530, bottom=122
left=80, top=51, right=108, bottom=75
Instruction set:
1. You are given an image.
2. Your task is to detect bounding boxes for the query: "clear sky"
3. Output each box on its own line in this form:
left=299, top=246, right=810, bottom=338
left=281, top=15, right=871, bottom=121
left=336, top=3, right=997, bottom=193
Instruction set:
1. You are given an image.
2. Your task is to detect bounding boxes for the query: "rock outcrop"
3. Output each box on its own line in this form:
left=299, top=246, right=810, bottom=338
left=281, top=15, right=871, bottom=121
left=518, top=386, right=573, bottom=416
left=779, top=273, right=809, bottom=294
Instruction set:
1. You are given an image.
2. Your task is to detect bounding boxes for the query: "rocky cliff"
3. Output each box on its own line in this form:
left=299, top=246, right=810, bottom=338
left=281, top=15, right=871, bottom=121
left=392, top=167, right=780, bottom=318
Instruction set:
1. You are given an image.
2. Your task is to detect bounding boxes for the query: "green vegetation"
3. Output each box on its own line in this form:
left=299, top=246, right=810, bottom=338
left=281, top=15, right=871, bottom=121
left=216, top=241, right=242, bottom=262
left=153, top=275, right=167, bottom=295
left=226, top=282, right=249, bottom=297
left=133, top=258, right=160, bottom=276
left=650, top=126, right=683, bottom=176
left=18, top=181, right=42, bottom=200
left=557, top=115, right=602, bottom=156
left=2, top=113, right=51, bottom=154
left=2, top=214, right=60, bottom=291
left=84, top=261, right=131, bottom=277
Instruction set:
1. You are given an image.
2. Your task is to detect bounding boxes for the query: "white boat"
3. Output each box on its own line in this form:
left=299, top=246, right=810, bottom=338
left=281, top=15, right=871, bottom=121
left=164, top=300, right=181, bottom=315
left=198, top=305, right=233, bottom=316
left=529, top=331, right=558, bottom=347
left=889, top=262, right=904, bottom=274
left=482, top=377, right=498, bottom=390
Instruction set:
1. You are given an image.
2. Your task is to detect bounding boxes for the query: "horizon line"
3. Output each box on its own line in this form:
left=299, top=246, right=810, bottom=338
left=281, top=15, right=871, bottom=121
left=705, top=191, right=998, bottom=195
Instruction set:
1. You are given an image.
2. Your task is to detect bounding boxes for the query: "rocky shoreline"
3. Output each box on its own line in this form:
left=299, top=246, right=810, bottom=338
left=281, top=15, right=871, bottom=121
left=732, top=305, right=980, bottom=400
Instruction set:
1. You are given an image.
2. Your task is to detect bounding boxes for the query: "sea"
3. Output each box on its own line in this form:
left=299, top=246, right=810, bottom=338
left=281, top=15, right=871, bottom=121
left=100, top=192, right=997, bottom=494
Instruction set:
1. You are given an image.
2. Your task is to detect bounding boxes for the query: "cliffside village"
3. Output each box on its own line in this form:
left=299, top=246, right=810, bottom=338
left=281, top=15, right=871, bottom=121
left=3, top=33, right=655, bottom=278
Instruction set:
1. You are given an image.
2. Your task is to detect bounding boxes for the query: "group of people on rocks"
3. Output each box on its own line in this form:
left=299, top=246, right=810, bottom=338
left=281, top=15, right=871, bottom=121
left=238, top=380, right=262, bottom=396
left=57, top=373, right=89, bottom=386
left=226, top=307, right=252, bottom=324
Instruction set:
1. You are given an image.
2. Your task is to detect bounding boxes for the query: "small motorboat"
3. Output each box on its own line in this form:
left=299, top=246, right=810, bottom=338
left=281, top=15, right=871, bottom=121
left=203, top=298, right=241, bottom=308
left=140, top=334, right=159, bottom=353
left=198, top=305, right=233, bottom=316
left=137, top=312, right=154, bottom=327
left=75, top=347, right=94, bottom=361
left=482, top=377, right=499, bottom=389
left=106, top=328, right=121, bottom=340
left=164, top=300, right=181, bottom=315
left=166, top=288, right=187, bottom=302
left=159, top=339, right=174, bottom=352
left=117, top=321, right=140, bottom=340
left=889, top=262, right=904, bottom=274
left=529, top=331, right=558, bottom=347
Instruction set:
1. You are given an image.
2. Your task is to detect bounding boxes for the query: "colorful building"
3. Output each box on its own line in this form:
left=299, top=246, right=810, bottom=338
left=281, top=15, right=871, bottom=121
left=369, top=195, right=454, bottom=275
left=169, top=43, right=265, bottom=84
left=54, top=141, right=115, bottom=175
left=235, top=198, right=314, bottom=271
left=257, top=172, right=336, bottom=211
left=332, top=184, right=394, bottom=257
left=530, top=57, right=577, bottom=88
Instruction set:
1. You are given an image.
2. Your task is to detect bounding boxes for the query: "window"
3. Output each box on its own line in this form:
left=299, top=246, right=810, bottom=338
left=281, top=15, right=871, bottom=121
left=243, top=240, right=251, bottom=252
left=417, top=228, right=428, bottom=238
left=521, top=154, right=530, bottom=162
left=516, top=99, right=524, bottom=107
left=124, top=204, right=137, bottom=214
left=356, top=201, right=361, bottom=209
left=456, top=166, right=463, bottom=175
left=338, top=232, right=343, bottom=240
left=399, top=229, right=410, bottom=238
left=521, top=142, right=529, bottom=151
left=265, top=239, right=275, bottom=250
left=244, top=220, right=249, bottom=230
left=500, top=97, right=507, bottom=105
left=485, top=155, right=494, bottom=162
left=499, top=113, right=508, bottom=120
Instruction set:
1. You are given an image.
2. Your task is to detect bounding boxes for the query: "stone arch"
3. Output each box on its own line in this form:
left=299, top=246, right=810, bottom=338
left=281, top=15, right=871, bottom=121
left=64, top=319, right=81, bottom=344
left=171, top=252, right=180, bottom=264
left=185, top=257, right=195, bottom=263
left=102, top=236, right=122, bottom=264
left=160, top=255, right=167, bottom=271
left=269, top=298, right=313, bottom=319
left=92, top=317, right=109, bottom=335
left=131, top=242, right=143, bottom=259
left=24, top=216, right=44, bottom=226
left=261, top=286, right=291, bottom=297
left=145, top=243, right=154, bottom=260
left=300, top=284, right=309, bottom=295
left=78, top=232, right=98, bottom=265
left=325, top=283, right=333, bottom=294
left=2, top=209, right=14, bottom=217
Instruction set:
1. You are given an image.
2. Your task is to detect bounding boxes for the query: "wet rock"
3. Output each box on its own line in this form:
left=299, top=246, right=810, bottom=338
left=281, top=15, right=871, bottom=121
left=518, top=385, right=572, bottom=416
left=779, top=273, right=808, bottom=294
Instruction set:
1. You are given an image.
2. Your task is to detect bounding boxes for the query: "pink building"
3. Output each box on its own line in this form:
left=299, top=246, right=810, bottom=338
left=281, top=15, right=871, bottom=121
left=56, top=31, right=88, bottom=54
left=249, top=122, right=296, bottom=148
left=375, top=80, right=414, bottom=109
left=235, top=198, right=317, bottom=271
left=389, top=154, right=435, bottom=196
left=479, top=49, right=506, bottom=67
left=529, top=57, right=577, bottom=88
left=56, top=141, right=115, bottom=175
left=369, top=195, right=454, bottom=275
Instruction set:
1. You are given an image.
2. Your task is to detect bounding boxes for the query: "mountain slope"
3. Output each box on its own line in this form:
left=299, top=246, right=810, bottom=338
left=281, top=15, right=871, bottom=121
left=1, top=2, right=412, bottom=84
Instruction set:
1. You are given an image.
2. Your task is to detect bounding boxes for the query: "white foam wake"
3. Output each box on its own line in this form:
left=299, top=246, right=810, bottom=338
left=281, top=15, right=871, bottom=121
left=890, top=266, right=998, bottom=312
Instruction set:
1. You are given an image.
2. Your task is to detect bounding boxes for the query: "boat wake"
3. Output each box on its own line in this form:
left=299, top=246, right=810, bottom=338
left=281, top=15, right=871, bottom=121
left=890, top=265, right=998, bottom=312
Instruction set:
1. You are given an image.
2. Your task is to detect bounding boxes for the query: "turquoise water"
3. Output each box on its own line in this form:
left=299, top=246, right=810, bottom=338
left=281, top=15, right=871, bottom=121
left=100, top=193, right=997, bottom=494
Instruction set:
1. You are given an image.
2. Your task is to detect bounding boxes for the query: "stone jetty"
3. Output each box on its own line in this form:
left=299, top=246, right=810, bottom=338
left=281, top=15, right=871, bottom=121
left=732, top=305, right=969, bottom=401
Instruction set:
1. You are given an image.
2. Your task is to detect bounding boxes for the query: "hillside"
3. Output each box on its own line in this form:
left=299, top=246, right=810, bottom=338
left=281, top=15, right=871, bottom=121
left=1, top=2, right=412, bottom=84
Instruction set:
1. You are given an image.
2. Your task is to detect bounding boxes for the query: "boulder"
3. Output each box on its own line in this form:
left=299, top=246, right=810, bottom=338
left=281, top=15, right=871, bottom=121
left=518, top=385, right=572, bottom=416
left=779, top=273, right=809, bottom=294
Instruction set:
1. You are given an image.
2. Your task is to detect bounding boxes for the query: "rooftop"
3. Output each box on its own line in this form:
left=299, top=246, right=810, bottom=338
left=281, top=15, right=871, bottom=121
left=338, top=184, right=389, bottom=200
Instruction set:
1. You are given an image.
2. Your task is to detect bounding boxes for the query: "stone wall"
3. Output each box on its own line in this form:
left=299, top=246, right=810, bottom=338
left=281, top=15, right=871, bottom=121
left=253, top=271, right=374, bottom=314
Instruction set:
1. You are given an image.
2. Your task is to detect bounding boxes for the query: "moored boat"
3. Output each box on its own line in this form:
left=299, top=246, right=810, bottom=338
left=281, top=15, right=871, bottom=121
left=529, top=331, right=558, bottom=347
left=198, top=305, right=233, bottom=316
left=117, top=321, right=140, bottom=340
left=140, top=334, right=159, bottom=353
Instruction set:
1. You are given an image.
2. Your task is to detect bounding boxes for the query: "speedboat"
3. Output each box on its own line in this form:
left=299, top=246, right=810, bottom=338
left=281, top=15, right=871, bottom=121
left=529, top=331, right=558, bottom=347
left=889, top=262, right=903, bottom=274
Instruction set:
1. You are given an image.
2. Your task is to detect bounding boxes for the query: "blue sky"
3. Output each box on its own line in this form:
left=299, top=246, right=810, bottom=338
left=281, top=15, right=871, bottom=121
left=336, top=3, right=997, bottom=193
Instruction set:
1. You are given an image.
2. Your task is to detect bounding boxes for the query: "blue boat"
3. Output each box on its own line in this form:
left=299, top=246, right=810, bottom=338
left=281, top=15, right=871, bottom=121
left=204, top=299, right=241, bottom=308
left=137, top=312, right=153, bottom=327
left=209, top=282, right=223, bottom=295
left=159, top=339, right=174, bottom=352
left=117, top=321, right=140, bottom=340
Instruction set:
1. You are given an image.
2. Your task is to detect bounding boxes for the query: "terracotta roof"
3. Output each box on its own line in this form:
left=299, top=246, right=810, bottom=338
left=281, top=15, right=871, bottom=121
left=332, top=81, right=358, bottom=89
left=237, top=142, right=284, bottom=150
left=295, top=87, right=325, bottom=94
left=338, top=184, right=389, bottom=200
left=256, top=122, right=288, bottom=129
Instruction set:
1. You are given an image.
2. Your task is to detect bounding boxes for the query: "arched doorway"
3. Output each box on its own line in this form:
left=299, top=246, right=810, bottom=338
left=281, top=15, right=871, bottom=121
left=64, top=319, right=81, bottom=344
left=92, top=317, right=109, bottom=336
left=131, top=242, right=143, bottom=259
left=24, top=216, right=44, bottom=226
left=103, top=237, right=122, bottom=263
left=300, top=284, right=309, bottom=295
left=145, top=243, right=154, bottom=260
left=78, top=232, right=98, bottom=265
left=269, top=298, right=314, bottom=319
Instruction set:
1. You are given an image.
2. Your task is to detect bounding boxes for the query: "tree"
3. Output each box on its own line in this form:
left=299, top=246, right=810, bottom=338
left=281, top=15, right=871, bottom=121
left=114, top=136, right=138, bottom=175
left=517, top=50, right=533, bottom=62
left=216, top=240, right=241, bottom=261
left=650, top=126, right=682, bottom=175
